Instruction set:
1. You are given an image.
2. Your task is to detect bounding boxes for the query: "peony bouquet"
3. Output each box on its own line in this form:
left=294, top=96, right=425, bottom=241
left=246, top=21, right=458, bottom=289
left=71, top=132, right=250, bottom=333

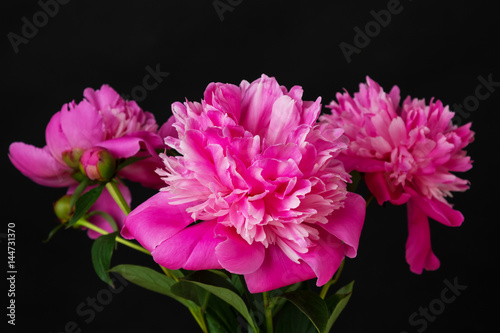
left=9, top=74, right=473, bottom=332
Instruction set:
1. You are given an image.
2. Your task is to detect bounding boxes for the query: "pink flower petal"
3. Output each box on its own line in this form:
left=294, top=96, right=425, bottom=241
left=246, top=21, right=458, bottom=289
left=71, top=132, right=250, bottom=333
left=244, top=244, right=316, bottom=293
left=215, top=225, right=266, bottom=274
left=320, top=192, right=366, bottom=258
left=406, top=187, right=464, bottom=227
left=365, top=172, right=410, bottom=205
left=299, top=227, right=344, bottom=286
left=406, top=199, right=440, bottom=273
left=9, top=142, right=74, bottom=187
left=45, top=112, right=71, bottom=164
left=240, top=74, right=284, bottom=136
left=121, top=191, right=195, bottom=252
left=60, top=100, right=104, bottom=149
left=152, top=219, right=223, bottom=270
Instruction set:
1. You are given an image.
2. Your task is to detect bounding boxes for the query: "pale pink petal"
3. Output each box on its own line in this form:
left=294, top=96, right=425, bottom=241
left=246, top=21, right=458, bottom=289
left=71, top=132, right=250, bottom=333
left=240, top=74, right=284, bottom=135
left=265, top=95, right=301, bottom=145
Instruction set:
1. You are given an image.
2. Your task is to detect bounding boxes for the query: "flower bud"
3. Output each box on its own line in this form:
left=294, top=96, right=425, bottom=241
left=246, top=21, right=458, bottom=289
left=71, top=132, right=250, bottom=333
left=79, top=147, right=116, bottom=181
left=62, top=147, right=84, bottom=169
left=53, top=195, right=72, bottom=223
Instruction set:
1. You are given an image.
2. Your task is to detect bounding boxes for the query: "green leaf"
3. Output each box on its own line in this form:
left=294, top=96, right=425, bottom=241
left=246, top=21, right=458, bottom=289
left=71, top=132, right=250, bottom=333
left=279, top=290, right=329, bottom=333
left=68, top=184, right=104, bottom=227
left=325, top=281, right=354, bottom=332
left=42, top=223, right=64, bottom=243
left=170, top=280, right=210, bottom=308
left=205, top=293, right=239, bottom=332
left=109, top=264, right=194, bottom=308
left=275, top=301, right=317, bottom=333
left=91, top=232, right=117, bottom=286
left=173, top=280, right=258, bottom=333
left=69, top=177, right=90, bottom=209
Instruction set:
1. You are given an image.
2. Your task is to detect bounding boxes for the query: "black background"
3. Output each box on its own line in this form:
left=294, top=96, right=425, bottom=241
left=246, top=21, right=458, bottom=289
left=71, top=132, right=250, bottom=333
left=2, top=0, right=499, bottom=332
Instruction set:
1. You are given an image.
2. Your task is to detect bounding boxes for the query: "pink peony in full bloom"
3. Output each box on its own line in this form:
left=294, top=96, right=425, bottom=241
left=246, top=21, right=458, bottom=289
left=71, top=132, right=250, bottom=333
left=122, top=74, right=366, bottom=293
left=321, top=77, right=474, bottom=274
left=9, top=84, right=167, bottom=189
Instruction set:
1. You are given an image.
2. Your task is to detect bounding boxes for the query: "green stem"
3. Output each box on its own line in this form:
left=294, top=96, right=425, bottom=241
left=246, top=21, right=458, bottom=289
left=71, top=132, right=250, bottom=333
left=160, top=265, right=179, bottom=282
left=319, top=260, right=345, bottom=299
left=105, top=180, right=131, bottom=215
left=189, top=307, right=208, bottom=333
left=75, top=219, right=150, bottom=255
left=263, top=292, right=273, bottom=333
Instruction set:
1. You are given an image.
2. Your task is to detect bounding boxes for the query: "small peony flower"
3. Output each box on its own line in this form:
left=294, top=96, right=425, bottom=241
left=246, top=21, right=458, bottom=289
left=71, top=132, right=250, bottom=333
left=321, top=77, right=474, bottom=274
left=122, top=74, right=366, bottom=293
left=9, top=84, right=166, bottom=189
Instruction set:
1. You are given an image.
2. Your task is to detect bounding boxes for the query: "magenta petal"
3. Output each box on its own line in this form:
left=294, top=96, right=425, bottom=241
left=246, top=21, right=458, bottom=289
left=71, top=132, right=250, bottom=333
left=405, top=187, right=464, bottom=227
left=320, top=193, right=365, bottom=258
left=365, top=172, right=410, bottom=205
left=83, top=85, right=121, bottom=111
left=9, top=142, right=74, bottom=187
left=121, top=191, right=194, bottom=252
left=60, top=101, right=104, bottom=148
left=97, top=131, right=163, bottom=159
left=45, top=112, right=71, bottom=164
left=299, top=228, right=344, bottom=286
left=152, top=219, right=223, bottom=270
left=118, top=158, right=165, bottom=189
left=406, top=199, right=440, bottom=274
left=215, top=226, right=266, bottom=274
left=244, top=244, right=316, bottom=293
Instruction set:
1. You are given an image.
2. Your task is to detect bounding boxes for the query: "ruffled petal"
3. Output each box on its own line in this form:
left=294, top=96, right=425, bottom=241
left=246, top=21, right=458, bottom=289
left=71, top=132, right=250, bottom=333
left=121, top=191, right=194, bottom=252
left=240, top=74, right=284, bottom=136
left=365, top=172, right=410, bottom=205
left=406, top=199, right=440, bottom=274
left=152, top=219, right=223, bottom=270
left=60, top=101, right=104, bottom=148
left=9, top=142, right=74, bottom=187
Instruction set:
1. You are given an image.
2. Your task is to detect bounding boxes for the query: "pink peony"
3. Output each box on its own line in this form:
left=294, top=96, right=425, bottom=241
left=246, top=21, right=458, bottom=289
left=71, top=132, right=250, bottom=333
left=321, top=77, right=474, bottom=274
left=9, top=84, right=166, bottom=189
left=122, top=74, right=366, bottom=293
